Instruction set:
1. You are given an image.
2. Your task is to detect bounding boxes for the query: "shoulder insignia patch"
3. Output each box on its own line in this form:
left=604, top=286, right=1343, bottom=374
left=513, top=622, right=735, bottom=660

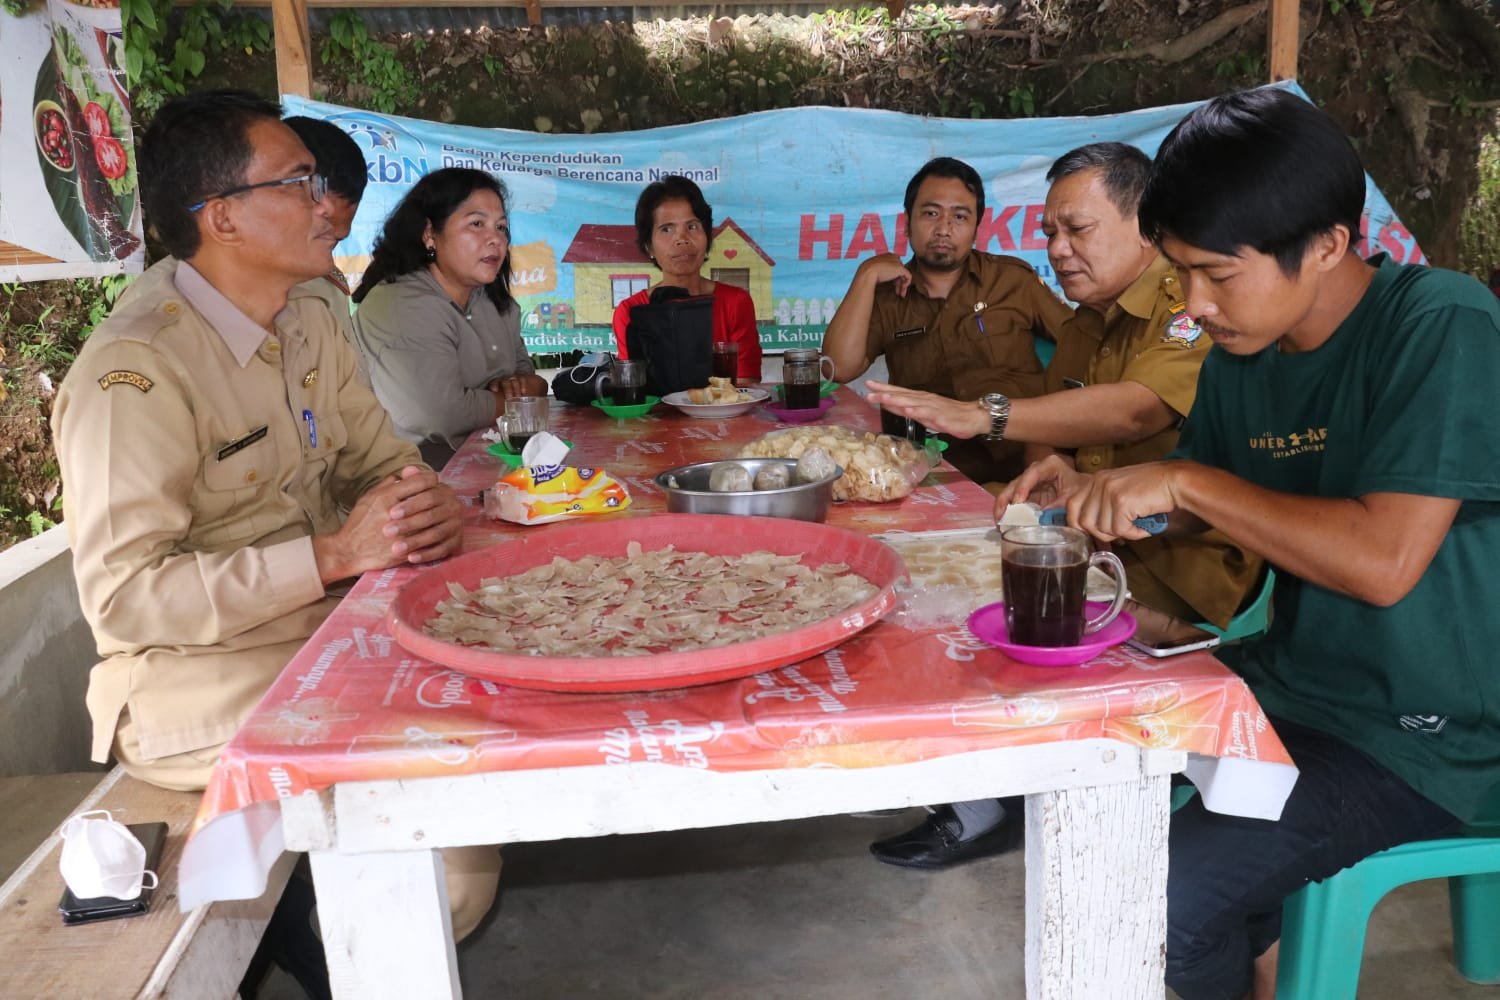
left=1162, top=313, right=1202, bottom=347
left=98, top=370, right=154, bottom=393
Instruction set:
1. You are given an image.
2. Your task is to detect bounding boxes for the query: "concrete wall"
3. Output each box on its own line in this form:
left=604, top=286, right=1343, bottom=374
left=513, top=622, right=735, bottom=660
left=0, top=525, right=102, bottom=777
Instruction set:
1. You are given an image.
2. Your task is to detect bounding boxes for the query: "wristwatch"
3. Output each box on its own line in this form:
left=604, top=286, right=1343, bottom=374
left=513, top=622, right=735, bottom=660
left=980, top=392, right=1011, bottom=441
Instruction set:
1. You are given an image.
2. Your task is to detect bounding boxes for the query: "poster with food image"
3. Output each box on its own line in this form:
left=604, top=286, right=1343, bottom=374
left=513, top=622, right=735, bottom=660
left=0, top=0, right=142, bottom=282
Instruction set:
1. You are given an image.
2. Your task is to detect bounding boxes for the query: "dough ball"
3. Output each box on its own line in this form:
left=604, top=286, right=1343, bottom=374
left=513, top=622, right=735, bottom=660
left=753, top=463, right=792, bottom=491
left=708, top=462, right=754, bottom=492
left=795, top=447, right=838, bottom=484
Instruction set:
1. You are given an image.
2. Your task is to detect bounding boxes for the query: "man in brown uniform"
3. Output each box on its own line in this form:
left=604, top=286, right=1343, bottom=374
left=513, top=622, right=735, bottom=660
left=822, top=156, right=1073, bottom=483
left=864, top=142, right=1261, bottom=868
left=52, top=91, right=498, bottom=983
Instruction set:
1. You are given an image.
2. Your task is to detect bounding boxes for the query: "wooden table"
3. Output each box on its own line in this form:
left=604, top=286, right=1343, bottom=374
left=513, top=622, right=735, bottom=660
left=182, top=389, right=1296, bottom=999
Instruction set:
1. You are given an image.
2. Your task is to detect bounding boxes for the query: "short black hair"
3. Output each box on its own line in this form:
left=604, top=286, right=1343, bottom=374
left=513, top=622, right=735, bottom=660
left=1046, top=142, right=1152, bottom=218
left=140, top=89, right=283, bottom=259
left=903, top=157, right=985, bottom=220
left=353, top=167, right=512, bottom=311
left=1139, top=88, right=1366, bottom=275
left=284, top=116, right=368, bottom=205
left=633, top=176, right=713, bottom=260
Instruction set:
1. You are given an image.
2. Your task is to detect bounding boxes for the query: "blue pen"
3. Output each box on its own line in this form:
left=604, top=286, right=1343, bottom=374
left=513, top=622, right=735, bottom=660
left=302, top=409, right=317, bottom=448
left=1039, top=507, right=1168, bottom=535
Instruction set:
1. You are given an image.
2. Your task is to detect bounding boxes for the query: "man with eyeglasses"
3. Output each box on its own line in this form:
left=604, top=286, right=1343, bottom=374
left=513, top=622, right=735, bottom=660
left=52, top=90, right=497, bottom=996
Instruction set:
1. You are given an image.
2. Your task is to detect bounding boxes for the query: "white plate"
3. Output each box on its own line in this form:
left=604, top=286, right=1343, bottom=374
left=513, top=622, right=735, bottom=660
left=661, top=387, right=771, bottom=419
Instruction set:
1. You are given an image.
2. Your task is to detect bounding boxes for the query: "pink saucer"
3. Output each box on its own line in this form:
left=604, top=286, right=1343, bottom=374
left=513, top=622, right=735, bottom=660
left=764, top=397, right=836, bottom=424
left=967, top=601, right=1137, bottom=667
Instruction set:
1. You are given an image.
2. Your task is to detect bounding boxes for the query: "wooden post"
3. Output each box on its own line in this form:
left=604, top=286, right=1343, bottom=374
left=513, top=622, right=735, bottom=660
left=524, top=0, right=541, bottom=26
left=273, top=0, right=314, bottom=98
left=1268, top=0, right=1299, bottom=82
left=886, top=0, right=904, bottom=18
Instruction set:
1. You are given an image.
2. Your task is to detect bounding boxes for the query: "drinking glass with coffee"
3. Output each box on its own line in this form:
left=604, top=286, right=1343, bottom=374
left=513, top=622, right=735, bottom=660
left=1000, top=525, right=1127, bottom=646
left=712, top=341, right=739, bottom=382
left=498, top=395, right=549, bottom=454
left=781, top=349, right=835, bottom=410
left=596, top=359, right=648, bottom=407
left=879, top=406, right=927, bottom=445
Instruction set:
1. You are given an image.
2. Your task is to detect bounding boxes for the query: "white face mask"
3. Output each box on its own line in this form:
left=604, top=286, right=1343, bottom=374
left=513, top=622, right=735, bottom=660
left=58, top=810, right=160, bottom=901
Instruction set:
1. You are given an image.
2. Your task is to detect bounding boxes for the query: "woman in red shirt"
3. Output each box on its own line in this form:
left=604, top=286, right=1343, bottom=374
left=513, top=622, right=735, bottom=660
left=610, top=175, right=763, bottom=381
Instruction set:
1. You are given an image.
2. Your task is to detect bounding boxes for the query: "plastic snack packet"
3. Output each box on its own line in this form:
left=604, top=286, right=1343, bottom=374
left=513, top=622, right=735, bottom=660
left=484, top=464, right=631, bottom=525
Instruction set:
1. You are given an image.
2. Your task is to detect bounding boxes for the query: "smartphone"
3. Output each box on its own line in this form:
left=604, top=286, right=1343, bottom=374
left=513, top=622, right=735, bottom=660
left=1124, top=600, right=1221, bottom=658
left=58, top=821, right=168, bottom=925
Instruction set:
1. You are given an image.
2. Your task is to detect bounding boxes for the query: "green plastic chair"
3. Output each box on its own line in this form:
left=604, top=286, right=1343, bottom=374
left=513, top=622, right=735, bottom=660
left=1276, top=829, right=1500, bottom=998
left=1197, top=567, right=1276, bottom=643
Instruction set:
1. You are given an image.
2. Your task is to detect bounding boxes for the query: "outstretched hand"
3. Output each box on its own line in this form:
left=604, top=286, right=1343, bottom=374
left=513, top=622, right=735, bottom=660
left=864, top=381, right=988, bottom=439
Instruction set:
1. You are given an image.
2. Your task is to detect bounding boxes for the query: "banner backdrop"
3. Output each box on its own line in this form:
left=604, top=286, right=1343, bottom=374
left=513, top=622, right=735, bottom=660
left=284, top=82, right=1424, bottom=356
left=0, top=0, right=144, bottom=282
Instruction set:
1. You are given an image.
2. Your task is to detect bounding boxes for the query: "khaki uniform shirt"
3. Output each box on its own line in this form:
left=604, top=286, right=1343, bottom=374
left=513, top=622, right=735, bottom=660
left=293, top=274, right=368, bottom=386
left=865, top=251, right=1073, bottom=482
left=53, top=258, right=420, bottom=763
left=1045, top=256, right=1261, bottom=627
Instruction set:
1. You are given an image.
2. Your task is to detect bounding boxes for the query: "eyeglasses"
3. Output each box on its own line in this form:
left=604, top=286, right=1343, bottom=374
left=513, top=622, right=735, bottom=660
left=187, top=172, right=329, bottom=213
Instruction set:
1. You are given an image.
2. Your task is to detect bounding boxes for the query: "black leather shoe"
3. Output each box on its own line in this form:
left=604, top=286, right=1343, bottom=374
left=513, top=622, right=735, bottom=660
left=869, top=803, right=1024, bottom=870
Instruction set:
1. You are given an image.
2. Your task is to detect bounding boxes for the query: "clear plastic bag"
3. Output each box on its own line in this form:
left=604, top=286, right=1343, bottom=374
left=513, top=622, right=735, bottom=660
left=740, top=426, right=929, bottom=502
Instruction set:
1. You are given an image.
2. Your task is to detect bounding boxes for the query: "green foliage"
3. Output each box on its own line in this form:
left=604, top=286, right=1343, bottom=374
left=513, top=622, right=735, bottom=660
left=320, top=12, right=420, bottom=114
left=1326, top=0, right=1375, bottom=16
left=1459, top=132, right=1500, bottom=281
left=1007, top=85, right=1035, bottom=117
left=1, top=0, right=31, bottom=16
left=0, top=276, right=128, bottom=377
left=122, top=0, right=273, bottom=116
left=25, top=511, right=48, bottom=537
left=1214, top=53, right=1264, bottom=79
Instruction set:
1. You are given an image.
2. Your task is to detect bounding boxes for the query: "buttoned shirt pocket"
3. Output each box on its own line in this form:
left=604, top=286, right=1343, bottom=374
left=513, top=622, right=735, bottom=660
left=886, top=320, right=941, bottom=389
left=296, top=409, right=350, bottom=532
left=962, top=304, right=1043, bottom=374
left=193, top=433, right=282, bottom=549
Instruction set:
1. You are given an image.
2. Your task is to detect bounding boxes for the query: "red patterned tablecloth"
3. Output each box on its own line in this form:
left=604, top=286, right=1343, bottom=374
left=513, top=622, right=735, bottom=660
left=193, top=389, right=1291, bottom=834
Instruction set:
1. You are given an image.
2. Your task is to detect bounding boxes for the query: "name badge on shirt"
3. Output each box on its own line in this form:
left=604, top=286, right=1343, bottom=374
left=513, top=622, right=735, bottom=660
left=217, top=425, right=268, bottom=462
left=1061, top=377, right=1086, bottom=390
left=894, top=326, right=925, bottom=340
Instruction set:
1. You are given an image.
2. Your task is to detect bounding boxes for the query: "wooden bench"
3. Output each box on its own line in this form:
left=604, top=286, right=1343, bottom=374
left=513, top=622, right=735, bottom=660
left=0, top=766, right=293, bottom=1000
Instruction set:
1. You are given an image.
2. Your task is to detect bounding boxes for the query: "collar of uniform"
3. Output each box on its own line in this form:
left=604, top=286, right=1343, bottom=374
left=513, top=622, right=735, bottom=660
left=1113, top=255, right=1174, bottom=321
left=174, top=260, right=276, bottom=368
left=412, top=266, right=485, bottom=316
left=905, top=250, right=985, bottom=300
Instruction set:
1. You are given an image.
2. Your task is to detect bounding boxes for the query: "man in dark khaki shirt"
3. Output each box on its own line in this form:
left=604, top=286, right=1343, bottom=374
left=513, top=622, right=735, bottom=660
left=823, top=156, right=1073, bottom=482
left=864, top=142, right=1261, bottom=870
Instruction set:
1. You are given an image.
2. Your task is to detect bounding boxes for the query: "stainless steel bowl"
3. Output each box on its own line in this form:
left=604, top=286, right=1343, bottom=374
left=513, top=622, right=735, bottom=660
left=654, top=459, right=843, bottom=522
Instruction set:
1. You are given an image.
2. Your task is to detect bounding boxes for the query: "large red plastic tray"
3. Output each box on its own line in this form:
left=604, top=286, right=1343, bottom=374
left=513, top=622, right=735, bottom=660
left=387, top=514, right=907, bottom=692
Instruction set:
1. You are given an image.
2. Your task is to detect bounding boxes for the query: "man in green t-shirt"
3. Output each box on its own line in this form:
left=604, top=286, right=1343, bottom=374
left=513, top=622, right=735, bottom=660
left=1002, top=87, right=1500, bottom=1000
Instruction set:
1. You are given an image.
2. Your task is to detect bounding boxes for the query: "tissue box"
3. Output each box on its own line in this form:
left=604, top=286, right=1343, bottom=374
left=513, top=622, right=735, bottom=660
left=484, top=465, right=632, bottom=525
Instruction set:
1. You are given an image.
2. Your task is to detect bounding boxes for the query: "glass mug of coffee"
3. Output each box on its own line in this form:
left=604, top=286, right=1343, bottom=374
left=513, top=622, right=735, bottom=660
left=498, top=395, right=549, bottom=454
left=712, top=341, right=739, bottom=381
left=781, top=348, right=835, bottom=410
left=596, top=358, right=648, bottom=407
left=1000, top=525, right=1127, bottom=647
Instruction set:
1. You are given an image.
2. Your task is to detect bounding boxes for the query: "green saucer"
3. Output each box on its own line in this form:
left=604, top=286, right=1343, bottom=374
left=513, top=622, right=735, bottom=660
left=591, top=395, right=661, bottom=419
left=486, top=437, right=573, bottom=468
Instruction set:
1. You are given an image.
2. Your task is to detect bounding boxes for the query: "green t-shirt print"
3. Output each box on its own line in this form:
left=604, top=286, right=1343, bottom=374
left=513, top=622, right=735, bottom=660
left=1176, top=255, right=1500, bottom=823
